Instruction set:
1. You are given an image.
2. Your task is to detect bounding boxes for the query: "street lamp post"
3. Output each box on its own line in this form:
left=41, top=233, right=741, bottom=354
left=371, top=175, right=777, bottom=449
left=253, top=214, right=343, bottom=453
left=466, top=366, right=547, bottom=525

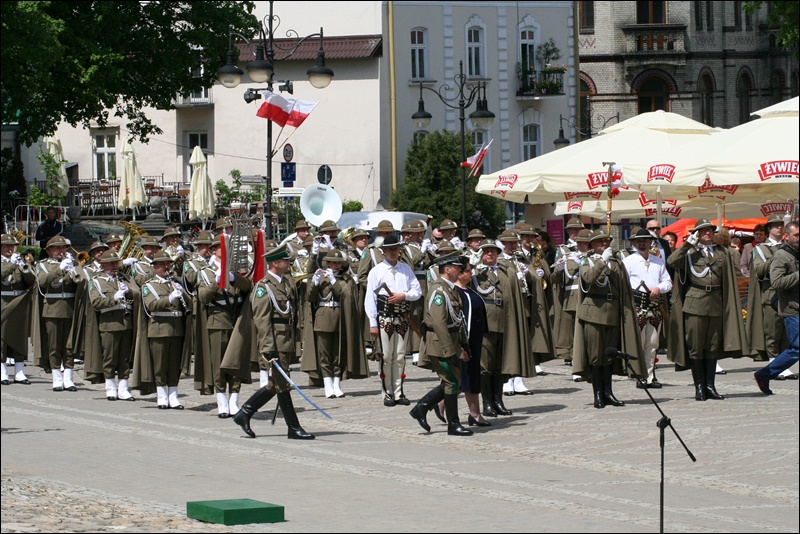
left=217, top=0, right=333, bottom=239
left=411, top=60, right=495, bottom=241
left=553, top=112, right=620, bottom=149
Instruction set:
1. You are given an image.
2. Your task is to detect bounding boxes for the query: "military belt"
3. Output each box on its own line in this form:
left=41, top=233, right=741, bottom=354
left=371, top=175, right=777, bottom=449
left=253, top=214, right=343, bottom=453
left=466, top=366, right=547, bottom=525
left=272, top=317, right=290, bottom=324
left=151, top=311, right=184, bottom=317
left=44, top=292, right=76, bottom=299
left=211, top=297, right=243, bottom=307
left=317, top=301, right=341, bottom=308
left=414, top=269, right=427, bottom=276
left=1, top=290, right=24, bottom=297
left=99, top=303, right=133, bottom=314
left=481, top=296, right=504, bottom=306
left=584, top=292, right=615, bottom=302
left=564, top=284, right=578, bottom=291
left=690, top=283, right=721, bottom=292
left=425, top=326, right=459, bottom=333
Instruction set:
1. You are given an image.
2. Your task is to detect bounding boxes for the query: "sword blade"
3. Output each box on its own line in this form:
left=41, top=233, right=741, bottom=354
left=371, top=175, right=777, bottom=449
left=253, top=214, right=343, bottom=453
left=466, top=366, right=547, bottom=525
left=271, top=361, right=333, bottom=420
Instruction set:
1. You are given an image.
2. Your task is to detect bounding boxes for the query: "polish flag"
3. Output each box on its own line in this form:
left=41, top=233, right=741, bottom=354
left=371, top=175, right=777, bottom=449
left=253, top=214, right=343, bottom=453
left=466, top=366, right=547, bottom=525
left=256, top=90, right=318, bottom=128
left=462, top=139, right=493, bottom=178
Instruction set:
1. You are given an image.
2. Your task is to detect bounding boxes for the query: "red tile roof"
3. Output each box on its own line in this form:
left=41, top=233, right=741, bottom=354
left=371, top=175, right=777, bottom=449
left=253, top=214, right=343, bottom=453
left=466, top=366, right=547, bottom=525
left=236, top=35, right=382, bottom=62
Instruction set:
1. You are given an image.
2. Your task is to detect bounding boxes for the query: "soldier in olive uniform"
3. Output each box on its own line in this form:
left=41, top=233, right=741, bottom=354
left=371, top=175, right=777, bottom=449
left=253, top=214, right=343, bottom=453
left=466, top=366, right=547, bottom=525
left=180, top=231, right=214, bottom=376
left=196, top=235, right=252, bottom=418
left=746, top=216, right=794, bottom=378
left=141, top=251, right=191, bottom=409
left=667, top=219, right=747, bottom=401
left=346, top=229, right=371, bottom=355
left=83, top=241, right=110, bottom=279
left=575, top=230, right=644, bottom=409
left=130, top=236, right=161, bottom=287
left=400, top=220, right=430, bottom=365
left=286, top=219, right=311, bottom=257
left=465, top=228, right=485, bottom=267
left=410, top=252, right=472, bottom=436
left=1, top=234, right=35, bottom=385
left=88, top=250, right=136, bottom=400
left=233, top=244, right=315, bottom=440
left=34, top=236, right=84, bottom=391
left=105, top=233, right=123, bottom=254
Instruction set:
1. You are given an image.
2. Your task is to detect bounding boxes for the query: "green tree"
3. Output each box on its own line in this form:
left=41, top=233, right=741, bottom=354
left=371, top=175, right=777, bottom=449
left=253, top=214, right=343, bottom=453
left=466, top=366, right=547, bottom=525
left=744, top=1, right=799, bottom=55
left=391, top=130, right=505, bottom=236
left=1, top=1, right=258, bottom=146
left=342, top=199, right=364, bottom=213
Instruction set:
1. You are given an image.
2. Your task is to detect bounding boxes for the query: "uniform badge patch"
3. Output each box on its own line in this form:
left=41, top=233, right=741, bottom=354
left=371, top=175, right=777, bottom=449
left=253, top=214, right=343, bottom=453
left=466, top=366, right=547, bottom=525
left=88, top=281, right=94, bottom=292
left=256, top=286, right=266, bottom=298
left=360, top=251, right=367, bottom=261
left=433, top=294, right=444, bottom=306
left=142, top=286, right=149, bottom=297
left=580, top=258, right=587, bottom=266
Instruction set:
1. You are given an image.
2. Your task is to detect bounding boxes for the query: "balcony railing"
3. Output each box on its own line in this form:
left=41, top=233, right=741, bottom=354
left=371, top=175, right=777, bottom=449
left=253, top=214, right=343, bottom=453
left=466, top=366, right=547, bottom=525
left=174, top=90, right=214, bottom=107
left=621, top=24, right=687, bottom=54
left=516, top=69, right=565, bottom=97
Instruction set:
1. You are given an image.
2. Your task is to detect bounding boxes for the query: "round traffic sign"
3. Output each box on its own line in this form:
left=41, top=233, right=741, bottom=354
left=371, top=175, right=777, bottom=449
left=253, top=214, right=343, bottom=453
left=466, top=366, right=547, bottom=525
left=317, top=164, right=332, bottom=185
left=283, top=143, right=294, bottom=162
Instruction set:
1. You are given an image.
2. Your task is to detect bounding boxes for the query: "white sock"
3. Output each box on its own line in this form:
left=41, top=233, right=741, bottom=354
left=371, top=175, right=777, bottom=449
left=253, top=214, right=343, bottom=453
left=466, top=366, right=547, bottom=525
left=260, top=370, right=269, bottom=389
left=228, top=392, right=239, bottom=415
left=0, top=362, right=8, bottom=382
left=14, top=362, right=28, bottom=381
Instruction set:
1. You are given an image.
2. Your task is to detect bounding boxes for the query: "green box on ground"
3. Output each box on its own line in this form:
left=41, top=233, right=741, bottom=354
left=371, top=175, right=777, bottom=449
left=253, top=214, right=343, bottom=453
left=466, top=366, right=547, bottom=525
left=186, top=498, right=285, bottom=525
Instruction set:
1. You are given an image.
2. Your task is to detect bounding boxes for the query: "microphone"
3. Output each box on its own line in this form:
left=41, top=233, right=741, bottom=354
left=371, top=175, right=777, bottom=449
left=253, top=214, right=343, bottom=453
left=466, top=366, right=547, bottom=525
left=605, top=347, right=638, bottom=360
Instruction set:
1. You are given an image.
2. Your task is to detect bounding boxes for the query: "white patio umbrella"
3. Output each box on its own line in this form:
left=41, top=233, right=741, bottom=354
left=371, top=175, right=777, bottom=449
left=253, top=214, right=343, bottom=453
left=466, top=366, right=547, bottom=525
left=751, top=96, right=799, bottom=117
left=117, top=139, right=146, bottom=217
left=475, top=117, right=716, bottom=204
left=188, top=146, right=215, bottom=222
left=44, top=134, right=70, bottom=197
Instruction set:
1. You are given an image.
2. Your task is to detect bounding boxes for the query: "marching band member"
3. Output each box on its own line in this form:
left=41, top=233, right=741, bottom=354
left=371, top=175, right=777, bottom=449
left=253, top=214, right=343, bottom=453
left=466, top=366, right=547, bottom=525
left=401, top=220, right=430, bottom=365
left=129, top=236, right=161, bottom=286
left=1, top=234, right=35, bottom=385
left=622, top=228, right=672, bottom=388
left=87, top=250, right=137, bottom=401
left=438, top=219, right=464, bottom=251
left=465, top=228, right=485, bottom=267
left=364, top=235, right=422, bottom=407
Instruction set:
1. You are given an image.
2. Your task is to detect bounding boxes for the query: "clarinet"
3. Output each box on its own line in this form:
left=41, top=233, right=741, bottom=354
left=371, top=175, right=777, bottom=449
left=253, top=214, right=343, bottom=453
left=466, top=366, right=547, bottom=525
left=115, top=273, right=133, bottom=317
left=512, top=251, right=530, bottom=295
left=169, top=275, right=191, bottom=315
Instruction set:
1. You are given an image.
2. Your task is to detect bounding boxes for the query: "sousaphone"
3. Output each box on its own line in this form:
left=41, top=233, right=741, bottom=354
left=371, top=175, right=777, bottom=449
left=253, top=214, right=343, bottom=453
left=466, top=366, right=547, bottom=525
left=299, top=184, right=342, bottom=227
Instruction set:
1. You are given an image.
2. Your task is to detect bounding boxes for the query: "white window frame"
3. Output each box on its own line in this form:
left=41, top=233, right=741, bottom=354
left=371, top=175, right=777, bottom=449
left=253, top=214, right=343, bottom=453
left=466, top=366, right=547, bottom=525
left=186, top=132, right=208, bottom=181
left=190, top=65, right=209, bottom=102
left=93, top=131, right=118, bottom=180
left=520, top=29, right=536, bottom=74
left=522, top=124, right=540, bottom=161
left=411, top=28, right=428, bottom=80
left=471, top=130, right=490, bottom=174
left=465, top=18, right=487, bottom=79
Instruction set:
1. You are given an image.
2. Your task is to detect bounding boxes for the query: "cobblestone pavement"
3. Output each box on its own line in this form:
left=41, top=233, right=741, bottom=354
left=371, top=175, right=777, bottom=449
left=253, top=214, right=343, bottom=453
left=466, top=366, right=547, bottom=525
left=2, top=355, right=798, bottom=532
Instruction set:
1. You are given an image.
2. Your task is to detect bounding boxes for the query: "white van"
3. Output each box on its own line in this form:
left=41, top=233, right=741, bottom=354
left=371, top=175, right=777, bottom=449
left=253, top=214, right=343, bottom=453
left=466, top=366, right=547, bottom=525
left=336, top=211, right=431, bottom=241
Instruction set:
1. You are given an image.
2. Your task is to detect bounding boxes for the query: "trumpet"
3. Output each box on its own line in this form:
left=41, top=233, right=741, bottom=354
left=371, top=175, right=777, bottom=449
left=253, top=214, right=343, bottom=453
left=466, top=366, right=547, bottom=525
left=63, top=252, right=85, bottom=283
left=512, top=251, right=530, bottom=296
left=532, top=247, right=547, bottom=290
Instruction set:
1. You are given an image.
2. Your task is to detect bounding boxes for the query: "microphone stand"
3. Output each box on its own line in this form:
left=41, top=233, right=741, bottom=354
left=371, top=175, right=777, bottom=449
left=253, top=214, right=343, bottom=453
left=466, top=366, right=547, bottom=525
left=616, top=353, right=696, bottom=534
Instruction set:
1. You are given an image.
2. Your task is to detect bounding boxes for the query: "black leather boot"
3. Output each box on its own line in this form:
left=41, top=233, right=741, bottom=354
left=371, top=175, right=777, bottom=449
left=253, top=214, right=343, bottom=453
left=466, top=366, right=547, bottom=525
left=409, top=385, right=445, bottom=432
left=591, top=366, right=605, bottom=409
left=691, top=359, right=706, bottom=401
left=704, top=358, right=725, bottom=400
left=444, top=394, right=473, bottom=436
left=232, top=386, right=274, bottom=438
left=481, top=374, right=497, bottom=417
left=278, top=392, right=315, bottom=440
left=603, top=365, right=625, bottom=407
left=491, top=375, right=513, bottom=415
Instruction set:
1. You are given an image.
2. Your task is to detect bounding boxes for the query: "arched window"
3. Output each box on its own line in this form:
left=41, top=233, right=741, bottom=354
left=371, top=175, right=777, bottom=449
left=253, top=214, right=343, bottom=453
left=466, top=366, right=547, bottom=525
left=770, top=70, right=785, bottom=105
left=637, top=78, right=669, bottom=113
left=637, top=1, right=666, bottom=24
left=698, top=73, right=715, bottom=126
left=737, top=72, right=752, bottom=124
left=522, top=124, right=540, bottom=160
left=410, top=29, right=428, bottom=80
left=520, top=29, right=536, bottom=73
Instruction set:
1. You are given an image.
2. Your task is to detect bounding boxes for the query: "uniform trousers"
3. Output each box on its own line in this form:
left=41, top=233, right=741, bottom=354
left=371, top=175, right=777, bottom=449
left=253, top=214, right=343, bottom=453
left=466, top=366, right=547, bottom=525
left=684, top=313, right=722, bottom=360
left=379, top=317, right=406, bottom=399
left=100, top=330, right=132, bottom=380
left=582, top=321, right=620, bottom=366
left=261, top=351, right=293, bottom=394
left=761, top=303, right=787, bottom=359
left=149, top=337, right=183, bottom=387
left=208, top=329, right=241, bottom=393
left=429, top=355, right=462, bottom=395
left=481, top=331, right=504, bottom=375
left=45, top=317, right=74, bottom=370
left=315, top=331, right=343, bottom=378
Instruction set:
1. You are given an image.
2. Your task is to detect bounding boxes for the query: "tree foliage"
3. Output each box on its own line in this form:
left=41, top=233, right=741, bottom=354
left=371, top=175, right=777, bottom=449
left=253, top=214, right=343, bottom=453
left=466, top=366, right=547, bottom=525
left=1, top=1, right=259, bottom=146
left=744, top=1, right=799, bottom=55
left=390, top=130, right=506, bottom=236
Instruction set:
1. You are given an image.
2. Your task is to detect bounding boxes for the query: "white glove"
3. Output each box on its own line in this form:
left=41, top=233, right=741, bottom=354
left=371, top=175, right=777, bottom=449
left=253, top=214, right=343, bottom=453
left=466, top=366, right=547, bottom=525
left=312, top=268, right=325, bottom=286
left=118, top=282, right=129, bottom=294
left=113, top=289, right=127, bottom=302
left=168, top=288, right=182, bottom=303
left=296, top=248, right=308, bottom=258
left=535, top=268, right=545, bottom=278
left=554, top=257, right=566, bottom=273
left=516, top=270, right=525, bottom=281
left=420, top=239, right=433, bottom=254
left=10, top=253, right=20, bottom=265
left=215, top=269, right=222, bottom=284
left=122, top=257, right=137, bottom=266
left=312, top=237, right=321, bottom=256
left=601, top=247, right=614, bottom=262
left=208, top=255, right=216, bottom=267
left=228, top=272, right=235, bottom=282
left=176, top=245, right=185, bottom=257
left=324, top=235, right=333, bottom=248
left=59, top=258, right=72, bottom=271
left=327, top=269, right=336, bottom=284
left=686, top=232, right=699, bottom=246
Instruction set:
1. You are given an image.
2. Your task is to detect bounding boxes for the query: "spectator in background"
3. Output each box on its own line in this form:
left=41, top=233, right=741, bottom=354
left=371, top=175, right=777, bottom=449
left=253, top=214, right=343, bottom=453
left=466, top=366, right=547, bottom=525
left=741, top=224, right=766, bottom=277
left=536, top=231, right=556, bottom=268
left=35, top=207, right=62, bottom=259
left=663, top=231, right=678, bottom=251
left=715, top=228, right=743, bottom=277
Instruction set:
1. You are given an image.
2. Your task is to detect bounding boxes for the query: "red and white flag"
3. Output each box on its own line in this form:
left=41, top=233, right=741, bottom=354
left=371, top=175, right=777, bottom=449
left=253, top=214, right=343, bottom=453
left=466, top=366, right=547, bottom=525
left=462, top=139, right=493, bottom=178
left=256, top=90, right=318, bottom=128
